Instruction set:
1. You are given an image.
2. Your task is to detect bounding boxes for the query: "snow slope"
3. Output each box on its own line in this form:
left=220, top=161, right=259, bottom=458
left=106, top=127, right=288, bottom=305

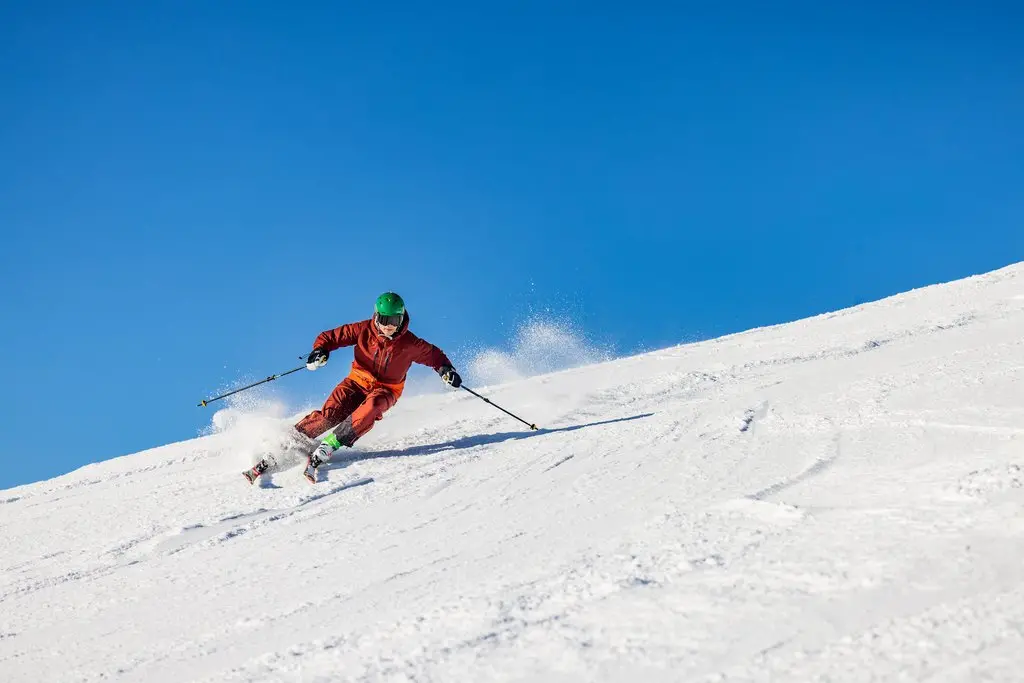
left=2, top=264, right=1023, bottom=682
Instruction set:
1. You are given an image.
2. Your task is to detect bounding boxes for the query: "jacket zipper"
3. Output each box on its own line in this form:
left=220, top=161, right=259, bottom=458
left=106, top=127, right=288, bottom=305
left=371, top=323, right=398, bottom=378
left=373, top=339, right=392, bottom=377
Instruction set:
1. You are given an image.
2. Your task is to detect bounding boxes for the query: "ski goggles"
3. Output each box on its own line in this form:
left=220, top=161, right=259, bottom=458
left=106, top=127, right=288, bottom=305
left=376, top=313, right=403, bottom=328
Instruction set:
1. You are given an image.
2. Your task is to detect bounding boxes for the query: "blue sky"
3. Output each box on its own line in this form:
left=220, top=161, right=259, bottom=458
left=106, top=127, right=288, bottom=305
left=1, top=2, right=1021, bottom=488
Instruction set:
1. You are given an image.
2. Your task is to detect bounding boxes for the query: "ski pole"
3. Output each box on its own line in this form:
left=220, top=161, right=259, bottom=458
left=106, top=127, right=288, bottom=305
left=460, top=385, right=538, bottom=431
left=198, top=364, right=306, bottom=407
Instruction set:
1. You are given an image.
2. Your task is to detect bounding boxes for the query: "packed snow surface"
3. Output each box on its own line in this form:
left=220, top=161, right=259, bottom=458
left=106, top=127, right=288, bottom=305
left=2, top=264, right=1023, bottom=682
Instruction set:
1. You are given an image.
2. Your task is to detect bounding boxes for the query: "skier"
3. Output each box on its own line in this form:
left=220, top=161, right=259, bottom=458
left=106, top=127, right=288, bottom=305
left=245, top=292, right=462, bottom=484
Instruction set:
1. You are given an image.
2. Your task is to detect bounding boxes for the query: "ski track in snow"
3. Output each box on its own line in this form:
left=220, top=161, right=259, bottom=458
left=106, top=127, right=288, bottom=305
left=1, top=263, right=1024, bottom=682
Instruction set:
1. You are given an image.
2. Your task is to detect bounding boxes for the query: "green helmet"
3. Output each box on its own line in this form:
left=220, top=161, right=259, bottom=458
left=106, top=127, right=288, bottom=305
left=374, top=292, right=406, bottom=317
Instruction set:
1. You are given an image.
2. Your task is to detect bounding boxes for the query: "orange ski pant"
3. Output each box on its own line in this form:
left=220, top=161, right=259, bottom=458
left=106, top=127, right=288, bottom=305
left=294, top=377, right=398, bottom=446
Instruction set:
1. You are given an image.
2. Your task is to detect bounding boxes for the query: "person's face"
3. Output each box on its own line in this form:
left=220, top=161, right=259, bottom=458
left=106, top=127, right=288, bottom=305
left=375, top=314, right=400, bottom=337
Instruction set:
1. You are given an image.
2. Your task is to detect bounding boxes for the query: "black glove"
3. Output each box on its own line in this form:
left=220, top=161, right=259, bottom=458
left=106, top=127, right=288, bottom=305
left=306, top=348, right=329, bottom=371
left=438, top=365, right=462, bottom=388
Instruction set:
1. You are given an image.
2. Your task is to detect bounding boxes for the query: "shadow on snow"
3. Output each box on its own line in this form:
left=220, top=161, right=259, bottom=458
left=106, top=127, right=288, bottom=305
left=323, top=413, right=655, bottom=472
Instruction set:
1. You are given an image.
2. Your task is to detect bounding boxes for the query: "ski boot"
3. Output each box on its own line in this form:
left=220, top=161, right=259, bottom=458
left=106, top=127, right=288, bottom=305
left=303, top=434, right=342, bottom=484
left=243, top=457, right=273, bottom=485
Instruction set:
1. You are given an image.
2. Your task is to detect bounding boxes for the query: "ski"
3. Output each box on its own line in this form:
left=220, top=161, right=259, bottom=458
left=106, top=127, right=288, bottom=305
left=242, top=448, right=339, bottom=486
left=302, top=456, right=319, bottom=484
left=244, top=455, right=321, bottom=485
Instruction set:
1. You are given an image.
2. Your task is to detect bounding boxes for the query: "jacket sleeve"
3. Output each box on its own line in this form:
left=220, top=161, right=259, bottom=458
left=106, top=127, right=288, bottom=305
left=411, top=335, right=453, bottom=371
left=313, top=321, right=366, bottom=353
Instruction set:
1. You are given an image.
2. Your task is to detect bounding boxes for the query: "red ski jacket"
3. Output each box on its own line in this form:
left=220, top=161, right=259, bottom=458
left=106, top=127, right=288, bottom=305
left=312, top=313, right=452, bottom=397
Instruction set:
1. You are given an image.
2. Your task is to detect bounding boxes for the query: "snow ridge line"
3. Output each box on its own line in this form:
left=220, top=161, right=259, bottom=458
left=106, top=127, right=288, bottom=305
left=747, top=433, right=841, bottom=502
